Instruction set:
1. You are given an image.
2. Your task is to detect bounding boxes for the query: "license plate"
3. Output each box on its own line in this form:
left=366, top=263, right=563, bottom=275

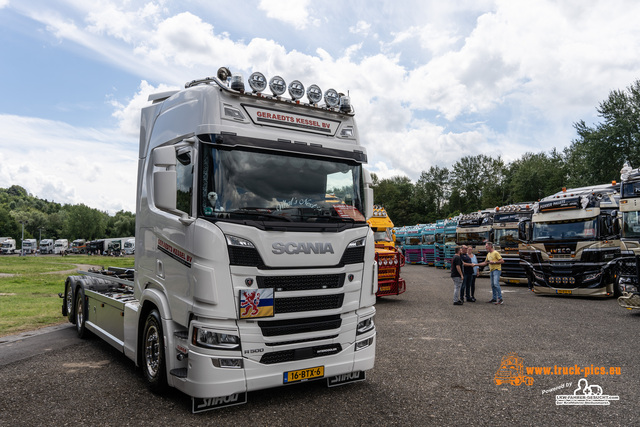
left=556, top=289, right=572, bottom=294
left=508, top=279, right=519, bottom=284
left=379, top=286, right=391, bottom=291
left=283, top=366, right=324, bottom=384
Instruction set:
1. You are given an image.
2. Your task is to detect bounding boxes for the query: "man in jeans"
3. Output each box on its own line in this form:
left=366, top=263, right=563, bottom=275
left=450, top=246, right=464, bottom=305
left=482, top=242, right=505, bottom=304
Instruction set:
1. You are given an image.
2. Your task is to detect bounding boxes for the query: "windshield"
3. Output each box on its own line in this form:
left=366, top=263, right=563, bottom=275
left=406, top=236, right=421, bottom=245
left=532, top=218, right=597, bottom=241
left=444, top=234, right=457, bottom=244
left=201, top=145, right=366, bottom=224
left=373, top=230, right=392, bottom=242
left=422, top=234, right=435, bottom=244
left=1, top=242, right=11, bottom=248
left=457, top=231, right=489, bottom=245
left=623, top=211, right=640, bottom=239
left=495, top=229, right=519, bottom=249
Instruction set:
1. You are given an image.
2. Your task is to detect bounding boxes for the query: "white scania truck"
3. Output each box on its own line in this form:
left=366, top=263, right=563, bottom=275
left=61, top=68, right=377, bottom=412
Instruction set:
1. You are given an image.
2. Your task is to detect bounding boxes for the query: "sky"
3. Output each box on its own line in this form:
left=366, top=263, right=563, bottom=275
left=1, top=0, right=640, bottom=214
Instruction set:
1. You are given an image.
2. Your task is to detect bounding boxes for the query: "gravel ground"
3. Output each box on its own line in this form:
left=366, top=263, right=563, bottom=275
left=1, top=264, right=638, bottom=426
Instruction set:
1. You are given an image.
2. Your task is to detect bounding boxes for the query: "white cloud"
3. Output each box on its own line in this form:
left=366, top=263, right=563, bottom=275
left=5, top=0, right=640, bottom=215
left=258, top=0, right=313, bottom=30
left=350, top=21, right=371, bottom=35
left=0, top=115, right=137, bottom=213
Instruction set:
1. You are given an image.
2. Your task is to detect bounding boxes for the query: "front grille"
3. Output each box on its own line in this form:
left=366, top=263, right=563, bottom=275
left=275, top=294, right=344, bottom=313
left=258, top=315, right=342, bottom=336
left=257, top=274, right=345, bottom=292
left=260, top=343, right=342, bottom=364
left=228, top=246, right=264, bottom=267
left=340, top=246, right=365, bottom=265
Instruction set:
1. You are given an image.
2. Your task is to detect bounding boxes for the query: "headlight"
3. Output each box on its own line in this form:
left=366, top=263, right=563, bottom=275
left=584, top=272, right=602, bottom=282
left=357, top=316, right=375, bottom=335
left=193, top=327, right=240, bottom=350
left=347, top=237, right=366, bottom=249
left=226, top=235, right=256, bottom=248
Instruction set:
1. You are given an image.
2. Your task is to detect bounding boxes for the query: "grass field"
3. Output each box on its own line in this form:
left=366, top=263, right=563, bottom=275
left=0, top=255, right=135, bottom=337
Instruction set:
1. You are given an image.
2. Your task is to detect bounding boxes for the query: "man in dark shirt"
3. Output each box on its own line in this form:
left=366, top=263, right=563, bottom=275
left=461, top=246, right=476, bottom=302
left=450, top=246, right=464, bottom=305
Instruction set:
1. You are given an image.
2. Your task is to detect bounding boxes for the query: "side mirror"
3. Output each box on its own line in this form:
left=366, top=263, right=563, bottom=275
left=518, top=219, right=531, bottom=242
left=363, top=168, right=374, bottom=220
left=153, top=146, right=177, bottom=211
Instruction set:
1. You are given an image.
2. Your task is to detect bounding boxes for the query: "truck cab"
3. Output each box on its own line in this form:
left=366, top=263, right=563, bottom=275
left=368, top=205, right=405, bottom=297
left=62, top=68, right=377, bottom=411
left=519, top=183, right=621, bottom=297
left=617, top=162, right=640, bottom=309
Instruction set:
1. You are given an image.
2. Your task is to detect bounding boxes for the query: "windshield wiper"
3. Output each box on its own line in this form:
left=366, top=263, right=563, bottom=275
left=229, top=208, right=293, bottom=222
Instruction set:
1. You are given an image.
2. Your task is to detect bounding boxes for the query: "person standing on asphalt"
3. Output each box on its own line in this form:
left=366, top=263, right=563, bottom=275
left=460, top=246, right=475, bottom=302
left=468, top=249, right=479, bottom=302
left=482, top=242, right=504, bottom=304
left=451, top=246, right=464, bottom=305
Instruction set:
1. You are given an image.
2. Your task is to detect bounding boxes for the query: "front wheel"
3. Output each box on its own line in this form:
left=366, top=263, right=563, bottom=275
left=142, top=309, right=168, bottom=393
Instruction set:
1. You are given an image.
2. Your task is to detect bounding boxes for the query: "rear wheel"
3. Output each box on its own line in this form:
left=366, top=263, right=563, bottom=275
left=142, top=309, right=168, bottom=393
left=75, top=288, right=89, bottom=339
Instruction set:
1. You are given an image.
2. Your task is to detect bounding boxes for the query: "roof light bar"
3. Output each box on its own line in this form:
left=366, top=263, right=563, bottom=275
left=248, top=72, right=267, bottom=93
left=324, top=89, right=339, bottom=108
left=269, top=76, right=286, bottom=96
left=288, top=80, right=305, bottom=101
left=307, top=84, right=322, bottom=104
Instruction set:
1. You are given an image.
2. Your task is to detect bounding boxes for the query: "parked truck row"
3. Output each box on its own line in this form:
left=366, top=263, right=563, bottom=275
left=0, top=237, right=133, bottom=255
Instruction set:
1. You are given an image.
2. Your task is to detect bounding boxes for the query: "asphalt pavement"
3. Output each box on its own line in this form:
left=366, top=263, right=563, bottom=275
left=1, top=264, right=638, bottom=426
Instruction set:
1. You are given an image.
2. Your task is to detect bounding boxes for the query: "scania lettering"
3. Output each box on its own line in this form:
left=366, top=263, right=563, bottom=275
left=60, top=67, right=377, bottom=412
left=519, top=183, right=621, bottom=297
left=271, top=242, right=334, bottom=255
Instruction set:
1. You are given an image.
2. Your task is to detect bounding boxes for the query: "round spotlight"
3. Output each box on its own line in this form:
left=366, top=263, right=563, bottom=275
left=324, top=88, right=339, bottom=108
left=288, top=80, right=305, bottom=101
left=269, top=75, right=286, bottom=96
left=248, top=72, right=267, bottom=93
left=306, top=84, right=322, bottom=104
left=217, top=67, right=231, bottom=82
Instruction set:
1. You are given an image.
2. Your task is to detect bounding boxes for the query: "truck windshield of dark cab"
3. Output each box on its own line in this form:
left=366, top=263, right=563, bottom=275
left=622, top=211, right=640, bottom=239
left=201, top=145, right=366, bottom=224
left=532, top=218, right=598, bottom=241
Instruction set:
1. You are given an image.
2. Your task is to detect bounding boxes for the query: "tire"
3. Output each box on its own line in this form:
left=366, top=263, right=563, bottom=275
left=142, top=309, right=168, bottom=393
left=75, top=288, right=89, bottom=339
left=64, top=278, right=76, bottom=324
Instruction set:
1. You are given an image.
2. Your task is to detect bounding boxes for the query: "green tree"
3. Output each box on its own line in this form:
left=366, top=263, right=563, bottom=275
left=507, top=150, right=566, bottom=203
left=449, top=155, right=506, bottom=213
left=415, top=166, right=450, bottom=222
left=565, top=79, right=640, bottom=186
left=372, top=176, right=417, bottom=226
